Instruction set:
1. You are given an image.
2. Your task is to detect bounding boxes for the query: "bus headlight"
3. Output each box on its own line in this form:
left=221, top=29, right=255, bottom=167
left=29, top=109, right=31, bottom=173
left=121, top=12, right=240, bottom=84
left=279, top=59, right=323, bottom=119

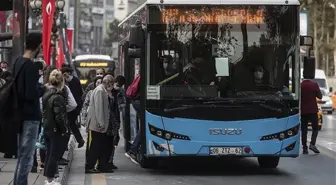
left=261, top=124, right=299, bottom=141
left=148, top=124, right=190, bottom=141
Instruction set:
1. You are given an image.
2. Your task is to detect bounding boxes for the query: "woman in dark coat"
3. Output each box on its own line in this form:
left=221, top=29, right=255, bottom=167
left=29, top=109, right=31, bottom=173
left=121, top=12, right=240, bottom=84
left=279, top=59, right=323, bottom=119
left=0, top=71, right=17, bottom=159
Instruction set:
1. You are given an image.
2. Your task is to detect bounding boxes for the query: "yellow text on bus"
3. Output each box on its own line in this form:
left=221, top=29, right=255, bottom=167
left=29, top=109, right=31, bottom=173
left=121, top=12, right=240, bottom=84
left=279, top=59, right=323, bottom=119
left=79, top=62, right=108, bottom=67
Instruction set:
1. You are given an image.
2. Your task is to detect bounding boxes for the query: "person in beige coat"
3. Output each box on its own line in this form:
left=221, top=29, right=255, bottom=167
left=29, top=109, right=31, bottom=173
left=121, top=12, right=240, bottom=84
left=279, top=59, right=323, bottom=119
left=86, top=75, right=114, bottom=173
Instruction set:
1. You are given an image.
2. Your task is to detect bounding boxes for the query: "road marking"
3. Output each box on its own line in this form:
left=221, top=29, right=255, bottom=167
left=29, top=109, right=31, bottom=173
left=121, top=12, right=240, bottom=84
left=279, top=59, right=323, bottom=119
left=91, top=174, right=107, bottom=185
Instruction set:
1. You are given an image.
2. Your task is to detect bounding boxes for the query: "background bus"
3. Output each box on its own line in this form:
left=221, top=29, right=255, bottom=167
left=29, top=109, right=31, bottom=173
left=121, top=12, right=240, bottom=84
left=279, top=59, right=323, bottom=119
left=73, top=54, right=115, bottom=87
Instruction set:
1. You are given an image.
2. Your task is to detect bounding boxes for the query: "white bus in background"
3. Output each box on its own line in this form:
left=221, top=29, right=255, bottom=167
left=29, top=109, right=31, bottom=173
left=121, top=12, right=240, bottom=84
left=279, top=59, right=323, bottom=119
left=73, top=54, right=115, bottom=87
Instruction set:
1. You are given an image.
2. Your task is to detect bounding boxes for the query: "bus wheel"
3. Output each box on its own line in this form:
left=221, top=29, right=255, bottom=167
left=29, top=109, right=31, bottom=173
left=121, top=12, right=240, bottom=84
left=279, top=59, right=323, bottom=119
left=138, top=154, right=158, bottom=169
left=257, top=156, right=280, bottom=169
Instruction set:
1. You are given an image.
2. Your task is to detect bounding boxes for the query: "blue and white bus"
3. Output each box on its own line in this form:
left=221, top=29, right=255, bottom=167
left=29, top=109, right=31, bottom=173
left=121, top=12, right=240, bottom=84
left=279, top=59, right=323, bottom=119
left=118, top=0, right=314, bottom=168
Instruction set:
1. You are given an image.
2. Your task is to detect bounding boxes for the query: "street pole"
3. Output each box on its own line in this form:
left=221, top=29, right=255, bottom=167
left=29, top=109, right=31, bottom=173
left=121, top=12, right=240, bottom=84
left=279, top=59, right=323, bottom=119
left=50, top=15, right=58, bottom=67
left=12, top=0, right=27, bottom=68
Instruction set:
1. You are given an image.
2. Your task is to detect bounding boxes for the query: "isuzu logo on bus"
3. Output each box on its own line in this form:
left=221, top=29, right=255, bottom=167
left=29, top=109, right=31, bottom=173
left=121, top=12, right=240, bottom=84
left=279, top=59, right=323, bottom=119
left=209, top=128, right=243, bottom=135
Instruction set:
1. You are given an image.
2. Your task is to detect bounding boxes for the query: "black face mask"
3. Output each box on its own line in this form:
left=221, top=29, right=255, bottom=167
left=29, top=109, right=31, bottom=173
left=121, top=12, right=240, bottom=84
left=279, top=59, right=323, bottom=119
left=33, top=48, right=41, bottom=58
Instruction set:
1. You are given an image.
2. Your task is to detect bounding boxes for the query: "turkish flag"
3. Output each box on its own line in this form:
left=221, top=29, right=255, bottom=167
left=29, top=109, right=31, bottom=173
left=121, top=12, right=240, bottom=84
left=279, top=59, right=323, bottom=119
left=56, top=29, right=73, bottom=69
left=42, top=0, right=55, bottom=65
left=66, top=28, right=73, bottom=53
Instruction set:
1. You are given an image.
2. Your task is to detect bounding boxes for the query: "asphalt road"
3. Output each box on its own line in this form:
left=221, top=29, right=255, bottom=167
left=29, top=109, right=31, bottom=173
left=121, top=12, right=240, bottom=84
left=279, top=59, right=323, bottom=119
left=81, top=115, right=336, bottom=185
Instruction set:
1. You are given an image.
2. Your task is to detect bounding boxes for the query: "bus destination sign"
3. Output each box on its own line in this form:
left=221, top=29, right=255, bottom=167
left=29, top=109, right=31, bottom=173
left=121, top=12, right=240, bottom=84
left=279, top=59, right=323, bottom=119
left=161, top=8, right=264, bottom=24
left=79, top=62, right=108, bottom=67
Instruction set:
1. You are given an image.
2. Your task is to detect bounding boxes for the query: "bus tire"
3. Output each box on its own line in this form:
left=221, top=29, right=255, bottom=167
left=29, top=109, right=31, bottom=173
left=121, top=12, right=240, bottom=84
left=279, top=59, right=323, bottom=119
left=257, top=156, right=280, bottom=169
left=138, top=154, right=158, bottom=169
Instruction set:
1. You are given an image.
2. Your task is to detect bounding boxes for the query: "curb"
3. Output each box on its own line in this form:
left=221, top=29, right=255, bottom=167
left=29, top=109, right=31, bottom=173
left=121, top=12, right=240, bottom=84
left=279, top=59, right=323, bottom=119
left=60, top=135, right=76, bottom=185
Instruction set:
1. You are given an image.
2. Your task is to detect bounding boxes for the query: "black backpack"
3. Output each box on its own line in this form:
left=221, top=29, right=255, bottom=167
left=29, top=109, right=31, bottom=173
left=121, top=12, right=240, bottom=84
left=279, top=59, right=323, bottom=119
left=0, top=61, right=27, bottom=133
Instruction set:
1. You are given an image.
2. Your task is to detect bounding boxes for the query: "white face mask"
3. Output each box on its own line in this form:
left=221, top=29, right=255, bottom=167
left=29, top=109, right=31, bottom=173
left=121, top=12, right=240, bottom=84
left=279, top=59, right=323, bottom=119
left=1, top=68, right=7, bottom=71
left=96, top=74, right=104, bottom=77
left=135, top=69, right=140, bottom=77
left=65, top=75, right=73, bottom=82
left=163, top=63, right=168, bottom=69
left=107, top=87, right=113, bottom=91
left=114, top=84, right=120, bottom=90
left=254, top=71, right=263, bottom=80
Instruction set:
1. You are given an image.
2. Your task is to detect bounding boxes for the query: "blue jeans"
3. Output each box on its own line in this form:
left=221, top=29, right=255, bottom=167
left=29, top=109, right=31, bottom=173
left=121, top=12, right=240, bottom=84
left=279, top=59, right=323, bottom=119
left=130, top=131, right=141, bottom=153
left=13, top=120, right=39, bottom=185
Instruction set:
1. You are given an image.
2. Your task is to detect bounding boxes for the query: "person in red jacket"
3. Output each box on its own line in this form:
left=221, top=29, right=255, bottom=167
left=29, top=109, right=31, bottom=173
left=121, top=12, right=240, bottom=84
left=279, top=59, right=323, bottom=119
left=301, top=75, right=322, bottom=154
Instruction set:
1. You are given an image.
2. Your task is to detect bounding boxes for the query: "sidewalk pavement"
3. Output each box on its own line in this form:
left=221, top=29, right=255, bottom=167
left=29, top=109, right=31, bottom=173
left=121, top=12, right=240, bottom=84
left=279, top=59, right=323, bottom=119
left=0, top=135, right=76, bottom=185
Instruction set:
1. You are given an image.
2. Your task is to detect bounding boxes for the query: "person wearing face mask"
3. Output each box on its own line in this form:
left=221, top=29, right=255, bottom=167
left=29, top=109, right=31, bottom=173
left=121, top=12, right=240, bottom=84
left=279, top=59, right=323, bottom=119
left=162, top=55, right=174, bottom=78
left=0, top=61, right=8, bottom=71
left=253, top=65, right=267, bottom=85
left=81, top=76, right=103, bottom=169
left=61, top=67, right=85, bottom=149
left=82, top=68, right=106, bottom=101
left=106, top=75, right=125, bottom=169
left=12, top=32, right=44, bottom=185
left=86, top=75, right=114, bottom=173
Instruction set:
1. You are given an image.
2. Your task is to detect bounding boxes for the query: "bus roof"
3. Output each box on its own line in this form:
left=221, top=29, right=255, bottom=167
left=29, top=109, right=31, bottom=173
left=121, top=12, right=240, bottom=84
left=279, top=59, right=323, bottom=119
left=119, top=0, right=300, bottom=26
left=74, top=55, right=112, bottom=61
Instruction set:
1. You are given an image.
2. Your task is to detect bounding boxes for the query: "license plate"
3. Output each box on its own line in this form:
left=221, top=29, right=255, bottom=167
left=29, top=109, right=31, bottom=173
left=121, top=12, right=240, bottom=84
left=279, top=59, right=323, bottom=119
left=209, top=147, right=243, bottom=155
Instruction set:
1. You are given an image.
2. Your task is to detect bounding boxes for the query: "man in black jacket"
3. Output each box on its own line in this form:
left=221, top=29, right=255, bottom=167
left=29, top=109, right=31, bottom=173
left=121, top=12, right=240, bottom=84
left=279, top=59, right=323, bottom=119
left=13, top=32, right=43, bottom=185
left=61, top=67, right=85, bottom=147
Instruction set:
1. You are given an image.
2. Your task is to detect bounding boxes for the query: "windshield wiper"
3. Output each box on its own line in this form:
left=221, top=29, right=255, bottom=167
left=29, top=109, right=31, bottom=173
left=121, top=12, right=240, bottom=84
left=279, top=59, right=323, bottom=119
left=164, top=104, right=243, bottom=113
left=259, top=103, right=283, bottom=113
left=256, top=84, right=280, bottom=90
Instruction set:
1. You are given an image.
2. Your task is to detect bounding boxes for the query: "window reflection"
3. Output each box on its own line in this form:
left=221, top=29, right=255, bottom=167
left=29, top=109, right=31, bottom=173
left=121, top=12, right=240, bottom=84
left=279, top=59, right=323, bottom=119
left=148, top=5, right=298, bottom=99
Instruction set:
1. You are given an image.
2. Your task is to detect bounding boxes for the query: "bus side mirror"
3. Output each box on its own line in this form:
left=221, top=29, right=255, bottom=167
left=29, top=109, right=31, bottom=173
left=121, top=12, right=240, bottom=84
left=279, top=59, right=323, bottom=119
left=303, top=56, right=316, bottom=79
left=300, top=36, right=313, bottom=46
left=128, top=21, right=144, bottom=58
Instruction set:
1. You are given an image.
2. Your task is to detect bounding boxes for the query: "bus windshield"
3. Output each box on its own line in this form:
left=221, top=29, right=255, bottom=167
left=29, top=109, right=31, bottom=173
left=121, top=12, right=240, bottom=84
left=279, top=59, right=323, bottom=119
left=147, top=5, right=299, bottom=100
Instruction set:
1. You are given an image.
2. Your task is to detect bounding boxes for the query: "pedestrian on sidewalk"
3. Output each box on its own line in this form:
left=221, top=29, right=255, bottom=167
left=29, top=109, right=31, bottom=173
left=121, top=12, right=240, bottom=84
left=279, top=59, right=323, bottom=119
left=301, top=73, right=323, bottom=154
left=86, top=75, right=114, bottom=173
left=44, top=65, right=77, bottom=168
left=43, top=69, right=70, bottom=185
left=81, top=76, right=103, bottom=168
left=61, top=67, right=85, bottom=149
left=12, top=32, right=43, bottom=185
left=107, top=75, right=126, bottom=168
left=31, top=61, right=45, bottom=173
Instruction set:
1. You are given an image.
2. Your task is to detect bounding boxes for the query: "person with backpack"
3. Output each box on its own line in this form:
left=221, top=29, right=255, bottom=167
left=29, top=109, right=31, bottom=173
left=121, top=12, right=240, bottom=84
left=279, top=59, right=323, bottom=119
left=42, top=69, right=70, bottom=185
left=0, top=70, right=17, bottom=159
left=11, top=32, right=43, bottom=185
left=44, top=65, right=77, bottom=170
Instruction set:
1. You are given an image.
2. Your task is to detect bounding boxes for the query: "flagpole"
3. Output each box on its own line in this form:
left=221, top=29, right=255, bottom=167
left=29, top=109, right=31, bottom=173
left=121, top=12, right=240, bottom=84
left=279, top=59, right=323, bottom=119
left=50, top=15, right=58, bottom=67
